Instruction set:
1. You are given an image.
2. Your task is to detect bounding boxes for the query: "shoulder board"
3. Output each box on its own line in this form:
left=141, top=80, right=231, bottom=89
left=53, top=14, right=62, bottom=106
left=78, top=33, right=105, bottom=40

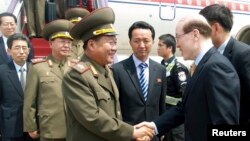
left=68, top=59, right=80, bottom=67
left=47, top=59, right=53, bottom=67
left=31, top=58, right=46, bottom=64
left=89, top=65, right=98, bottom=77
left=71, top=62, right=90, bottom=74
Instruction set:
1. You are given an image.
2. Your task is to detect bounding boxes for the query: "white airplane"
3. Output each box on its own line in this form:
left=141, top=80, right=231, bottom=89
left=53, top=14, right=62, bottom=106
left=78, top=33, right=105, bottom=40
left=104, top=0, right=250, bottom=63
left=3, top=0, right=250, bottom=64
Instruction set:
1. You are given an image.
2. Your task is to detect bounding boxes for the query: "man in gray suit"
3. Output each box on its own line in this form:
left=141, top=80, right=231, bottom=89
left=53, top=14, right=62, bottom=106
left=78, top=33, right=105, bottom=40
left=112, top=21, right=166, bottom=141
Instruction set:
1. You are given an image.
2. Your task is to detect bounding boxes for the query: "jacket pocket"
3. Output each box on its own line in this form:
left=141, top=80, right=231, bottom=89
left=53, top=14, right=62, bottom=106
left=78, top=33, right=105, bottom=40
left=40, top=77, right=55, bottom=84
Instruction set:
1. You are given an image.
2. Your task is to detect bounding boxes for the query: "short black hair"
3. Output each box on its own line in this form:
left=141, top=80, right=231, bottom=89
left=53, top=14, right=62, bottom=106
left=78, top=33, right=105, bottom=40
left=199, top=4, right=233, bottom=32
left=159, top=34, right=176, bottom=54
left=128, top=21, right=155, bottom=40
left=7, top=33, right=31, bottom=49
left=0, top=12, right=17, bottom=25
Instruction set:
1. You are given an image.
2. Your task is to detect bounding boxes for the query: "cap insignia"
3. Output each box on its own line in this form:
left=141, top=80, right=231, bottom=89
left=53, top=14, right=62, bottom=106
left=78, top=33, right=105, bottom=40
left=93, top=28, right=116, bottom=36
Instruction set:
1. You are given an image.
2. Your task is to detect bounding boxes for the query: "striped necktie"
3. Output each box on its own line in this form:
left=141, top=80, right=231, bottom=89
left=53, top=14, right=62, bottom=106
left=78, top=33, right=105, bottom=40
left=139, top=63, right=148, bottom=101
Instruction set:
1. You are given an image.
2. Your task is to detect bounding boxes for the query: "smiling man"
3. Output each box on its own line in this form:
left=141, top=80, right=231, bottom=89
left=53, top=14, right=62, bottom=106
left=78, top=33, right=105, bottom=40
left=62, top=8, right=155, bottom=141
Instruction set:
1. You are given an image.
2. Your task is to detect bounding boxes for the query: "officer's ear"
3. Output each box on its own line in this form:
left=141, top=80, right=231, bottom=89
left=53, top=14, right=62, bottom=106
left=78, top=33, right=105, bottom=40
left=87, top=39, right=96, bottom=51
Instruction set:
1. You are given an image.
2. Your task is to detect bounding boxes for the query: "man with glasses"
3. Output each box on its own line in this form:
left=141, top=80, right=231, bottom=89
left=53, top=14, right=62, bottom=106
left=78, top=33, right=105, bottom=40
left=157, top=34, right=188, bottom=141
left=0, top=12, right=34, bottom=65
left=23, top=19, right=74, bottom=141
left=136, top=14, right=240, bottom=141
left=0, top=33, right=33, bottom=141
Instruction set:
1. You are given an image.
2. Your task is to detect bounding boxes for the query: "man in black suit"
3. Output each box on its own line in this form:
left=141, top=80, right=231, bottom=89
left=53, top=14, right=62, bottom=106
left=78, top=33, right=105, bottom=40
left=0, top=33, right=33, bottom=141
left=136, top=15, right=240, bottom=141
left=200, top=4, right=250, bottom=125
left=112, top=21, right=166, bottom=141
left=0, top=12, right=34, bottom=64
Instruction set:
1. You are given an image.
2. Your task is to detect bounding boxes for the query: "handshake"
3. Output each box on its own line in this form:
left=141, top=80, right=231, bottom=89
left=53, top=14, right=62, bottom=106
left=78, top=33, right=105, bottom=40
left=133, top=122, right=156, bottom=141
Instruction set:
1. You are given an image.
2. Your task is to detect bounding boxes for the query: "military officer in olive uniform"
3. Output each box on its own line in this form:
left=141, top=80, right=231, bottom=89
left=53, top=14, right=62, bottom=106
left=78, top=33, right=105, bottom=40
left=65, top=7, right=90, bottom=60
left=24, top=0, right=45, bottom=37
left=23, top=19, right=74, bottom=141
left=62, top=7, right=154, bottom=141
left=157, top=34, right=189, bottom=141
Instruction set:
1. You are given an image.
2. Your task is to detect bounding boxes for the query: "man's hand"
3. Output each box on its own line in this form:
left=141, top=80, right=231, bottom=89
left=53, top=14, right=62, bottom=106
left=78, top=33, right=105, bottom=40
left=28, top=131, right=39, bottom=139
left=135, top=121, right=156, bottom=130
left=133, top=122, right=155, bottom=140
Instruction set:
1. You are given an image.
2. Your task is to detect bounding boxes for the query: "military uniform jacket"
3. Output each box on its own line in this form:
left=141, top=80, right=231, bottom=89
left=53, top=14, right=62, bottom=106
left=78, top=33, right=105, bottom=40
left=62, top=55, right=133, bottom=141
left=23, top=55, right=69, bottom=138
left=69, top=39, right=84, bottom=60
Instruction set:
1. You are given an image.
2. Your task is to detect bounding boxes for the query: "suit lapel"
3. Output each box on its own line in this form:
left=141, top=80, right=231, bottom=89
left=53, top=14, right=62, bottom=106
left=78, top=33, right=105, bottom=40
left=0, top=37, right=9, bottom=63
left=183, top=48, right=216, bottom=103
left=223, top=37, right=234, bottom=61
left=147, top=60, right=157, bottom=101
left=7, top=62, right=24, bottom=98
left=125, top=56, right=145, bottom=102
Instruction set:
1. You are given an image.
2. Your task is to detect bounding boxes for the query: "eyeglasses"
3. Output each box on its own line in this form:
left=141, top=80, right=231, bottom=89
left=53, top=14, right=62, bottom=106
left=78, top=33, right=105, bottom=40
left=1, top=22, right=16, bottom=27
left=12, top=46, right=29, bottom=52
left=57, top=40, right=72, bottom=46
left=175, top=30, right=193, bottom=41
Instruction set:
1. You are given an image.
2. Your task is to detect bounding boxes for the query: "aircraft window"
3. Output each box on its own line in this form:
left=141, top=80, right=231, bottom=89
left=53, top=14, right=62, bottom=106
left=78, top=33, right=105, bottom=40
left=232, top=3, right=236, bottom=10
left=206, top=0, right=210, bottom=6
left=240, top=4, right=244, bottom=10
left=177, top=0, right=183, bottom=4
left=187, top=0, right=192, bottom=5
left=223, top=2, right=228, bottom=7
left=197, top=0, right=201, bottom=6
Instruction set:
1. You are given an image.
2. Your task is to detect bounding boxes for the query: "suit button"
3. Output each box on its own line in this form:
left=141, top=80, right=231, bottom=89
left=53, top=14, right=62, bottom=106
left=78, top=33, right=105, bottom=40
left=117, top=111, right=121, bottom=116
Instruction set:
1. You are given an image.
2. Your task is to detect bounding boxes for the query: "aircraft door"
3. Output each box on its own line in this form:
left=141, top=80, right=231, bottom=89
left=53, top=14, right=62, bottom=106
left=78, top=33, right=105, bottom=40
left=159, top=0, right=176, bottom=21
left=236, top=25, right=250, bottom=45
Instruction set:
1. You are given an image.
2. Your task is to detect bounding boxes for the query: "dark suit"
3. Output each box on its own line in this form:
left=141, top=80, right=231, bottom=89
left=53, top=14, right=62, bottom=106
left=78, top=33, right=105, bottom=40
left=0, top=37, right=10, bottom=65
left=0, top=61, right=31, bottom=140
left=0, top=37, right=34, bottom=65
left=112, top=55, right=166, bottom=140
left=223, top=37, right=250, bottom=124
left=154, top=48, right=240, bottom=141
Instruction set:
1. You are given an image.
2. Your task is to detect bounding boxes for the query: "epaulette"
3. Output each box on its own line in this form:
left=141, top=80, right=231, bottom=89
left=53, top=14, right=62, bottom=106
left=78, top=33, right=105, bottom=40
left=71, top=62, right=90, bottom=74
left=47, top=59, right=53, bottom=67
left=68, top=59, right=80, bottom=67
left=89, top=65, right=99, bottom=77
left=31, top=58, right=46, bottom=64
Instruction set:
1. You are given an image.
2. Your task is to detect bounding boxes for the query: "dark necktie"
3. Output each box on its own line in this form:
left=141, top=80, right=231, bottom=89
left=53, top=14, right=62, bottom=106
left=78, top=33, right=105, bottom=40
left=19, top=68, right=25, bottom=90
left=139, top=63, right=148, bottom=101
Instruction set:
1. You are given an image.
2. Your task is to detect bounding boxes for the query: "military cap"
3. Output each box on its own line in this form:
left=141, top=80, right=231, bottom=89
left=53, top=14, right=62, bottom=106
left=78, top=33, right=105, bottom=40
left=70, top=7, right=117, bottom=41
left=65, top=8, right=90, bottom=23
left=43, top=19, right=74, bottom=41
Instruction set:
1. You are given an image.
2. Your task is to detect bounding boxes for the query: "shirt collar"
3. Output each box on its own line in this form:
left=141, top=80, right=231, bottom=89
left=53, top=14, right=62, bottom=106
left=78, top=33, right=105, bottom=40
left=132, top=54, right=149, bottom=68
left=194, top=42, right=213, bottom=66
left=217, top=36, right=230, bottom=54
left=13, top=61, right=27, bottom=72
left=162, top=56, right=175, bottom=66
